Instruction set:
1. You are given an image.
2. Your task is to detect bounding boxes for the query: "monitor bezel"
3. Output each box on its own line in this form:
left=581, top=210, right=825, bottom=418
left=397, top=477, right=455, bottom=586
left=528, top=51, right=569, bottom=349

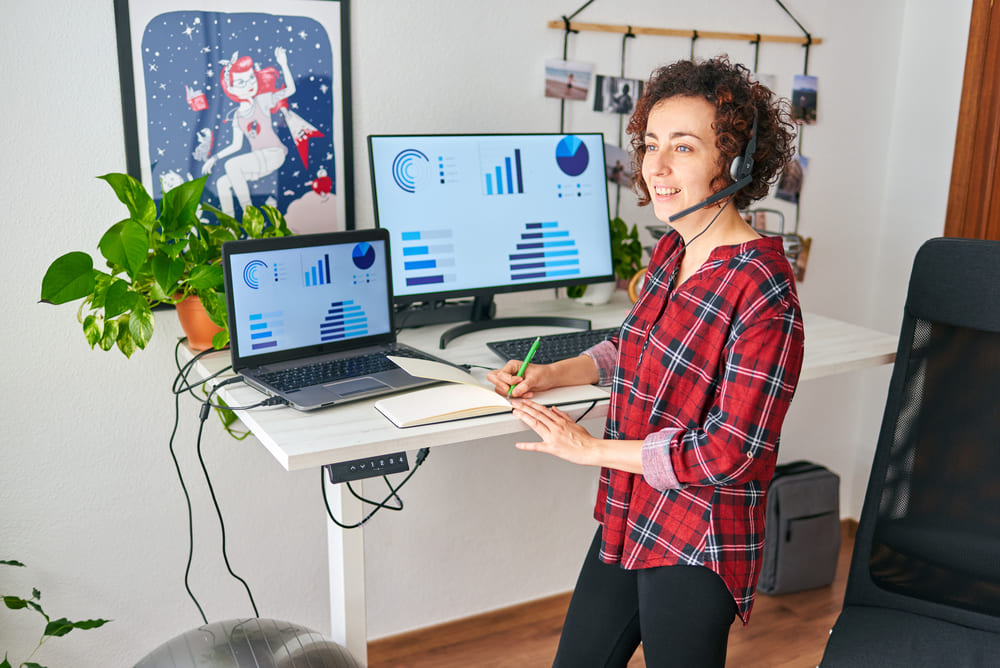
left=366, top=131, right=616, bottom=309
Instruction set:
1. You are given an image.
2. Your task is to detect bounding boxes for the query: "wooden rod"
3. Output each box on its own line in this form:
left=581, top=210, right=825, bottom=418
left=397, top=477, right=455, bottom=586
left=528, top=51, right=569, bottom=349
left=546, top=20, right=822, bottom=46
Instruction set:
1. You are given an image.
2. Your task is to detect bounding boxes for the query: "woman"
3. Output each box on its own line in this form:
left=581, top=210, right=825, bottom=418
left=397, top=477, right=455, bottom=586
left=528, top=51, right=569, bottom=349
left=201, top=47, right=295, bottom=216
left=487, top=56, right=804, bottom=667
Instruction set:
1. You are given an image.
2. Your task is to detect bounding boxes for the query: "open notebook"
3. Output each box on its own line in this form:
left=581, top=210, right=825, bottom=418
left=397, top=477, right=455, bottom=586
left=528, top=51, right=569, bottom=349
left=374, top=355, right=609, bottom=427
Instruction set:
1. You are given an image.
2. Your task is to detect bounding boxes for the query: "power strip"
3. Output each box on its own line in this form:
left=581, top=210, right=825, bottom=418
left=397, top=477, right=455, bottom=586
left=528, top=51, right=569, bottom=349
left=325, top=452, right=409, bottom=483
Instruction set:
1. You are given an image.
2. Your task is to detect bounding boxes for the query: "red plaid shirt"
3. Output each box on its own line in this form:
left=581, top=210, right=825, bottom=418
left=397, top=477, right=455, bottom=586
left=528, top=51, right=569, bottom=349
left=584, top=231, right=804, bottom=622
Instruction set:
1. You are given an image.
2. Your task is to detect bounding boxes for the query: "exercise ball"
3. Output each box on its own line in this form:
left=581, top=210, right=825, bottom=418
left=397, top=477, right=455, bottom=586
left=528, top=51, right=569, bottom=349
left=134, top=618, right=361, bottom=668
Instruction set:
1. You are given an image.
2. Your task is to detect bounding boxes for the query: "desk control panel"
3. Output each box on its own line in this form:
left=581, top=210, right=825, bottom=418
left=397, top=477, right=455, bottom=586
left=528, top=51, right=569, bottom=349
left=326, top=451, right=409, bottom=483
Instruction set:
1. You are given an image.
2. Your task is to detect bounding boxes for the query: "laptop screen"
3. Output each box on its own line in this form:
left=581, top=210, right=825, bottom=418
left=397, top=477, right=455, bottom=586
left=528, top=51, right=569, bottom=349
left=222, top=230, right=395, bottom=369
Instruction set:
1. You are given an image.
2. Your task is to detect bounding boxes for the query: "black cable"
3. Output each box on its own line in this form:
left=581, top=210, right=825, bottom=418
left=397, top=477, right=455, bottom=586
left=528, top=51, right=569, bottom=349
left=574, top=399, right=602, bottom=424
left=196, top=383, right=260, bottom=617
left=168, top=368, right=209, bottom=625
left=322, top=448, right=430, bottom=529
left=347, top=478, right=404, bottom=511
left=167, top=339, right=278, bottom=621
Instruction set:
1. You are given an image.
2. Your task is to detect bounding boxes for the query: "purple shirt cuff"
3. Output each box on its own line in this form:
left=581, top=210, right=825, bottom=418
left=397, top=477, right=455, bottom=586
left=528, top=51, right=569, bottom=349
left=582, top=340, right=617, bottom=386
left=642, top=429, right=684, bottom=491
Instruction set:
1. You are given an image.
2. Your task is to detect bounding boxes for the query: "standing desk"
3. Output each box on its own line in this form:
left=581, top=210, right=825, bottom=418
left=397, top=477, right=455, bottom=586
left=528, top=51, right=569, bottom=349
left=186, top=291, right=898, bottom=664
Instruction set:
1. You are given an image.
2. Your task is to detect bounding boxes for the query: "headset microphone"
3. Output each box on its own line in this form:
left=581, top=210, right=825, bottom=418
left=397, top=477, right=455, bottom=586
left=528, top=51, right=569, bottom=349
left=668, top=114, right=758, bottom=223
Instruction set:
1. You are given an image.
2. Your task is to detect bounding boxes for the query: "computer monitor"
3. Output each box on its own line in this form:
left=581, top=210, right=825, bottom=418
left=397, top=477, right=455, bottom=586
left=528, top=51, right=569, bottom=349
left=368, top=132, right=614, bottom=346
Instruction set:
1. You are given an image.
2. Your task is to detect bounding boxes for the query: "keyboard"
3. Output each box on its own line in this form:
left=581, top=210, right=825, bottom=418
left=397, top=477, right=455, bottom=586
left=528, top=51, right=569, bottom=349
left=257, top=344, right=437, bottom=392
left=486, top=327, right=620, bottom=365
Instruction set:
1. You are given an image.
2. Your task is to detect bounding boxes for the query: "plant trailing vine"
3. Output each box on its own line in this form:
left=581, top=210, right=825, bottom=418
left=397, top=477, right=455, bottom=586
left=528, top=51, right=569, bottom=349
left=2, top=560, right=111, bottom=668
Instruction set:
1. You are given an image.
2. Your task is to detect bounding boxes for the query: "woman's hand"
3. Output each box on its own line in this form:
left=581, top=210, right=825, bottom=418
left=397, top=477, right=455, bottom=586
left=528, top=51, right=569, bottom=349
left=510, top=399, right=601, bottom=466
left=486, top=353, right=601, bottom=399
left=486, top=360, right=555, bottom=398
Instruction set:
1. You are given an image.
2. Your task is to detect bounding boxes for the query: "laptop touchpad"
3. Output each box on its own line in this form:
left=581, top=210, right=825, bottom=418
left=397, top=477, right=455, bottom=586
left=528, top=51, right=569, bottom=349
left=325, top=377, right=390, bottom=396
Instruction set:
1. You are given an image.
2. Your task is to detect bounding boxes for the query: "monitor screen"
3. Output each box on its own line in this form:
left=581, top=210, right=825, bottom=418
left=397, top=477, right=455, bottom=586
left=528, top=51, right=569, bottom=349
left=368, top=133, right=614, bottom=312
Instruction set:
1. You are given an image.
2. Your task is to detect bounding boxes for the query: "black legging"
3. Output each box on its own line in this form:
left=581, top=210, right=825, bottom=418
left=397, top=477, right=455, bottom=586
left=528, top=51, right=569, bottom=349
left=553, top=528, right=737, bottom=668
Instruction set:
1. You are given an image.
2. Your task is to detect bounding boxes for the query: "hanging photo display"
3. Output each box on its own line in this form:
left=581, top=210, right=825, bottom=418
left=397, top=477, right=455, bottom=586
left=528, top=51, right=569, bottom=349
left=750, top=73, right=778, bottom=94
left=604, top=143, right=634, bottom=187
left=593, top=75, right=643, bottom=114
left=544, top=58, right=594, bottom=101
left=776, top=154, right=808, bottom=203
left=791, top=74, right=818, bottom=124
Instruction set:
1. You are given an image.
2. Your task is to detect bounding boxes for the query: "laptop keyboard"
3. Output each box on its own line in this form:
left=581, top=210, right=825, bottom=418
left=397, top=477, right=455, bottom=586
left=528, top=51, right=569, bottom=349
left=486, top=327, right=620, bottom=365
left=257, top=345, right=438, bottom=392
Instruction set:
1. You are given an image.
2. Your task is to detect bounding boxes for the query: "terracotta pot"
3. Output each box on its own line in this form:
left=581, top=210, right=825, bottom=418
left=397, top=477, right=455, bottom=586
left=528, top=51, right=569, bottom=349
left=175, top=295, right=223, bottom=350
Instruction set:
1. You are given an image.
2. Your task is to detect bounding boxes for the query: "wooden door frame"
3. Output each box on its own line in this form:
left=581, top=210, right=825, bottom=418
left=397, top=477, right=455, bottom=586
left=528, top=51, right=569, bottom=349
left=945, top=0, right=1000, bottom=240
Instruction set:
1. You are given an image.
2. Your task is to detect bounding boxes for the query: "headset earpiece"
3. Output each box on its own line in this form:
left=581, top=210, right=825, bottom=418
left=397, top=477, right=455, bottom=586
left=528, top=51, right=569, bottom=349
left=729, top=155, right=744, bottom=182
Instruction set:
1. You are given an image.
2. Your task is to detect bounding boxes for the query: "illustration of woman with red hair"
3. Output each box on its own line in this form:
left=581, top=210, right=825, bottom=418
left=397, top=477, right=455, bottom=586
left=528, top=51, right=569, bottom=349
left=201, top=47, right=294, bottom=216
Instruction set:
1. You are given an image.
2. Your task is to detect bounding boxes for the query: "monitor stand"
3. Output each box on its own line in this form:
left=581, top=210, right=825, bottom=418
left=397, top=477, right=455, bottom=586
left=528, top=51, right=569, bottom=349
left=435, top=295, right=591, bottom=349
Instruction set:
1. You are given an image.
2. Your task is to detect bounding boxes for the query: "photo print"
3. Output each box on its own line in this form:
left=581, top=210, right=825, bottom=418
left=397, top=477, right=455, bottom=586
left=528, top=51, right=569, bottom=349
left=791, top=74, right=818, bottom=125
left=776, top=154, right=808, bottom=203
left=544, top=58, right=594, bottom=101
left=593, top=75, right=643, bottom=115
left=750, top=73, right=777, bottom=94
left=114, top=0, right=353, bottom=232
left=604, top=143, right=634, bottom=187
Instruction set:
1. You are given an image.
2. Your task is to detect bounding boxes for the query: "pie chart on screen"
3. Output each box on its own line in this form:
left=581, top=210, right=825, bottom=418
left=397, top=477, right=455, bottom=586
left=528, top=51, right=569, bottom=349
left=352, top=242, right=376, bottom=270
left=555, top=135, right=590, bottom=177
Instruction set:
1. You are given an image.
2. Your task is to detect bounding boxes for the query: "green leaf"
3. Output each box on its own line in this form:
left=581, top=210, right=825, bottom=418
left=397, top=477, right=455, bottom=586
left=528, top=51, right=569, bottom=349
left=1, top=653, right=11, bottom=668
left=151, top=253, right=185, bottom=295
left=98, top=318, right=119, bottom=351
left=129, top=300, right=155, bottom=349
left=99, top=219, right=149, bottom=276
left=116, top=316, right=136, bottom=358
left=40, top=252, right=95, bottom=304
left=159, top=175, right=207, bottom=237
left=211, top=328, right=230, bottom=350
left=186, top=264, right=223, bottom=292
left=260, top=204, right=291, bottom=237
left=103, top=279, right=135, bottom=319
left=2, top=595, right=28, bottom=610
left=83, top=314, right=103, bottom=347
left=99, top=173, right=156, bottom=228
left=0, top=560, right=25, bottom=567
left=199, top=288, right=228, bottom=326
left=43, top=617, right=111, bottom=638
left=23, top=662, right=46, bottom=668
left=241, top=205, right=265, bottom=238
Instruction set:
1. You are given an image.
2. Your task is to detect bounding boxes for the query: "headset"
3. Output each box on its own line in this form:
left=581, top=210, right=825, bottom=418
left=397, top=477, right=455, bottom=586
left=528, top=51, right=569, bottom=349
left=668, top=113, right=758, bottom=223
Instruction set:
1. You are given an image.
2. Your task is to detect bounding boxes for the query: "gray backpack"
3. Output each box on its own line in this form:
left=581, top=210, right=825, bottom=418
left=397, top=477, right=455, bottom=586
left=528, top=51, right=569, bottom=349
left=758, top=460, right=841, bottom=595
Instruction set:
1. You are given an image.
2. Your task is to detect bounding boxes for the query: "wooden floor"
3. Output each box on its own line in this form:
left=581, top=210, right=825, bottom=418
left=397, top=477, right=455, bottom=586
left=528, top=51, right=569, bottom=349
left=368, top=521, right=856, bottom=668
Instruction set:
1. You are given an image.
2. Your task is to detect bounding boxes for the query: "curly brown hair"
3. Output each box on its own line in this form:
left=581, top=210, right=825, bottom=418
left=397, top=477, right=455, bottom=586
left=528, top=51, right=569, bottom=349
left=626, top=56, right=796, bottom=211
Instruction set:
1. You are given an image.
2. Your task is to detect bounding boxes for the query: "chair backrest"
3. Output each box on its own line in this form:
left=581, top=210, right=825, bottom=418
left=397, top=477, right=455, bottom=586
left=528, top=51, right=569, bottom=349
left=843, top=237, right=1000, bottom=631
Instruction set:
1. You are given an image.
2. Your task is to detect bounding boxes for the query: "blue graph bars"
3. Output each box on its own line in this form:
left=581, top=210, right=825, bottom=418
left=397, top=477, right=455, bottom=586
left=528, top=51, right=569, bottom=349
left=304, top=254, right=332, bottom=287
left=484, top=148, right=524, bottom=195
left=509, top=221, right=580, bottom=280
left=399, top=229, right=456, bottom=287
left=321, top=300, right=368, bottom=341
left=248, top=311, right=283, bottom=350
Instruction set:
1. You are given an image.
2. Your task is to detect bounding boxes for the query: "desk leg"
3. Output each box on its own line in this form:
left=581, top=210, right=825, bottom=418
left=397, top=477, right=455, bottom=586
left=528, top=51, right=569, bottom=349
left=326, top=483, right=368, bottom=665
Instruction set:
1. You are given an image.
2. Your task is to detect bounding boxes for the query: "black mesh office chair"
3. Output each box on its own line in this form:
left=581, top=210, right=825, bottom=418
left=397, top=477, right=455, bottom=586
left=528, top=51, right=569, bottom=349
left=820, top=237, right=1000, bottom=666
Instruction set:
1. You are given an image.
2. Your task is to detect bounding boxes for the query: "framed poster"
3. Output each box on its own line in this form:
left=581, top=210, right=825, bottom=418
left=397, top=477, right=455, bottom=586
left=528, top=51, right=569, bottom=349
left=114, top=0, right=354, bottom=232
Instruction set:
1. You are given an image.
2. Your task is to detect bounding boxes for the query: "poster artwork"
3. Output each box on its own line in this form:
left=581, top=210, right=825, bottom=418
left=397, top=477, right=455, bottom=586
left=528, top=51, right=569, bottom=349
left=139, top=11, right=340, bottom=233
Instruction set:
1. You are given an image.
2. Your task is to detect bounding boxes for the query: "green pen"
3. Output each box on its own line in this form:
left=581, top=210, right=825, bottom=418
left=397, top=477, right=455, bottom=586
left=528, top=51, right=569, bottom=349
left=508, top=336, right=542, bottom=397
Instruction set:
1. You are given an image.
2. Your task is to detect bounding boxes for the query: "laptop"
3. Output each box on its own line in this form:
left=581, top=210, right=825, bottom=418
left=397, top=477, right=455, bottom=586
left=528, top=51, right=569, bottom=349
left=221, top=228, right=452, bottom=411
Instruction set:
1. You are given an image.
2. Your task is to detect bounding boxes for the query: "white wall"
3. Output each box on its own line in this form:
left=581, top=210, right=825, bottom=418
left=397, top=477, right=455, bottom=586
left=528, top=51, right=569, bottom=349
left=0, top=0, right=971, bottom=663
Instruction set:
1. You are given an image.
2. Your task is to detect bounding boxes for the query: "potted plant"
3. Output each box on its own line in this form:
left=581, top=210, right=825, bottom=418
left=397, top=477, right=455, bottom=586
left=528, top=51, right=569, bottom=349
left=40, top=173, right=290, bottom=356
left=567, top=215, right=643, bottom=301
